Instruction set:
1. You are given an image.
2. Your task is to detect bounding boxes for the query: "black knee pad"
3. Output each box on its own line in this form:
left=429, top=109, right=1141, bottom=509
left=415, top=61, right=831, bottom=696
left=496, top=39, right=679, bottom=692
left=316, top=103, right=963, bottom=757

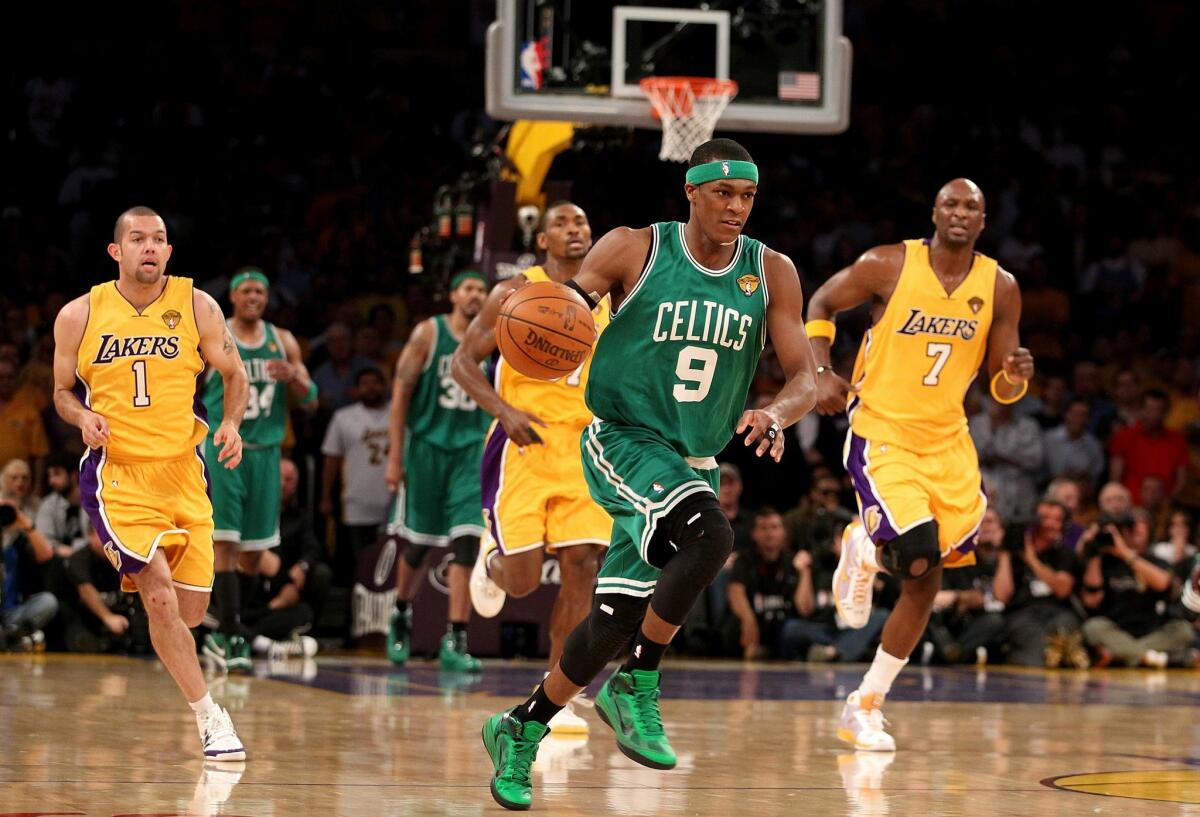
left=451, top=535, right=478, bottom=567
left=559, top=592, right=649, bottom=686
left=645, top=491, right=732, bottom=571
left=879, top=521, right=940, bottom=580
left=403, top=543, right=431, bottom=569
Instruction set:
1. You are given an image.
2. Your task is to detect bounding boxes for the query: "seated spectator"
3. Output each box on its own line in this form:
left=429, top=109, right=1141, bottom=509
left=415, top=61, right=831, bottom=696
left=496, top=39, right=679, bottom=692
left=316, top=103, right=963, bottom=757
left=1080, top=513, right=1193, bottom=667
left=783, top=469, right=847, bottom=552
left=61, top=530, right=148, bottom=653
left=1072, top=360, right=1118, bottom=440
left=1097, top=481, right=1133, bottom=517
left=1, top=458, right=40, bottom=517
left=725, top=508, right=805, bottom=659
left=1042, top=399, right=1105, bottom=489
left=1109, top=369, right=1143, bottom=434
left=971, top=397, right=1044, bottom=525
left=718, top=462, right=752, bottom=556
left=922, top=508, right=1007, bottom=664
left=242, top=457, right=333, bottom=658
left=311, top=322, right=375, bottom=413
left=0, top=359, right=49, bottom=489
left=1044, top=477, right=1086, bottom=550
left=1150, top=509, right=1196, bottom=570
left=1, top=498, right=57, bottom=650
left=737, top=509, right=883, bottom=663
left=683, top=462, right=752, bottom=654
left=993, top=499, right=1084, bottom=667
left=1109, top=389, right=1189, bottom=505
left=35, top=453, right=89, bottom=558
left=1139, top=475, right=1173, bottom=542
left=1026, top=372, right=1070, bottom=430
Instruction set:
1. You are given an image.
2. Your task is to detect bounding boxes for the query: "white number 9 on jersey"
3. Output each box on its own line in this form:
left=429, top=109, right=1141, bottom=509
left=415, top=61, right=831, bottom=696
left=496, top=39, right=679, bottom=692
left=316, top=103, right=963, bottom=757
left=673, top=346, right=718, bottom=403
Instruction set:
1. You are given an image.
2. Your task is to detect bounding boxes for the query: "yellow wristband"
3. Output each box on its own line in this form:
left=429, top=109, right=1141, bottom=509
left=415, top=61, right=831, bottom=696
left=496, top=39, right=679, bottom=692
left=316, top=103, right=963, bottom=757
left=990, top=369, right=1028, bottom=405
left=805, top=319, right=836, bottom=343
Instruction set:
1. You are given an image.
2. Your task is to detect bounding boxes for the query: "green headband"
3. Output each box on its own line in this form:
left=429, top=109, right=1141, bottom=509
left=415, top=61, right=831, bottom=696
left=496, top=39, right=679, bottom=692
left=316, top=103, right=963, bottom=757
left=230, top=269, right=269, bottom=292
left=685, top=160, right=759, bottom=186
left=450, top=270, right=487, bottom=290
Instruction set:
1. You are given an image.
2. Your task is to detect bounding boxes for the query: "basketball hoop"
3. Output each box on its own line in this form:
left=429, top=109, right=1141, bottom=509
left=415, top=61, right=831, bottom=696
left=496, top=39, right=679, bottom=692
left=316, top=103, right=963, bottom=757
left=640, top=77, right=738, bottom=163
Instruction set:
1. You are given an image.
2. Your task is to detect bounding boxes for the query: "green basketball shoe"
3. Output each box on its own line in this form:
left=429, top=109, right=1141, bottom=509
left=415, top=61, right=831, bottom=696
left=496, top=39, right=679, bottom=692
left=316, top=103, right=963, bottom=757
left=594, top=669, right=676, bottom=770
left=226, top=635, right=253, bottom=673
left=482, top=710, right=548, bottom=811
left=387, top=608, right=411, bottom=666
left=439, top=629, right=482, bottom=673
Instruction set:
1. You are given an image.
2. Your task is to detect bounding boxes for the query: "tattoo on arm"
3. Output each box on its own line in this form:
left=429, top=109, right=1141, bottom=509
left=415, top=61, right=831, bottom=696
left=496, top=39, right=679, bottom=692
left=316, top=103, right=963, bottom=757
left=222, top=328, right=235, bottom=356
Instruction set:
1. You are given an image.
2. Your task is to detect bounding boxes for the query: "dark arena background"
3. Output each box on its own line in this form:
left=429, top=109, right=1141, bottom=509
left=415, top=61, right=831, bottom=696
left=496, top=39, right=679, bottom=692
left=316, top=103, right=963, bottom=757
left=3, top=2, right=1200, bottom=815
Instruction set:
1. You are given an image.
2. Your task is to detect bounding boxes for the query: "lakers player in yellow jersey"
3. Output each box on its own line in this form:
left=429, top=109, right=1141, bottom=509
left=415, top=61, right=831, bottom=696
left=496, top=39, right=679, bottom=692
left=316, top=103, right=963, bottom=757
left=807, top=180, right=1035, bottom=751
left=52, top=206, right=251, bottom=761
left=452, top=201, right=612, bottom=734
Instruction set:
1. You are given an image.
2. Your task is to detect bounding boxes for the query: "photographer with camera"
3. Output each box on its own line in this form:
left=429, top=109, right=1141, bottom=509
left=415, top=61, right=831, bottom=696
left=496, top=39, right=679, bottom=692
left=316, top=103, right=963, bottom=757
left=1, top=497, right=58, bottom=650
left=992, top=499, right=1085, bottom=666
left=1079, top=511, right=1190, bottom=667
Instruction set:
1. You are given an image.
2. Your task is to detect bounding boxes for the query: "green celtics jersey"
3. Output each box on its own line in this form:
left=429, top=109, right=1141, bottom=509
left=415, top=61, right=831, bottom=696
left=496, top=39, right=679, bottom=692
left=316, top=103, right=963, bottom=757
left=586, top=221, right=769, bottom=458
left=203, top=320, right=288, bottom=448
left=408, top=314, right=489, bottom=448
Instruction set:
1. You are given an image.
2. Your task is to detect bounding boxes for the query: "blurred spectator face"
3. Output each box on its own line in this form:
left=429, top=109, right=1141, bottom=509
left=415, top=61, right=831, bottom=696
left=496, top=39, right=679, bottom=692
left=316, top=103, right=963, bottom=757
left=718, top=465, right=742, bottom=514
left=812, top=476, right=842, bottom=510
left=280, top=458, right=299, bottom=504
left=538, top=203, right=592, bottom=261
left=230, top=278, right=268, bottom=322
left=931, top=180, right=986, bottom=248
left=326, top=323, right=352, bottom=364
left=978, top=507, right=1004, bottom=548
left=354, top=326, right=382, bottom=361
left=46, top=465, right=70, bottom=494
left=1131, top=514, right=1151, bottom=552
left=1, top=459, right=32, bottom=500
left=1064, top=400, right=1091, bottom=437
left=369, top=304, right=396, bottom=340
left=1047, top=479, right=1081, bottom=515
left=1141, top=393, right=1168, bottom=431
left=0, top=360, right=16, bottom=400
left=0, top=342, right=18, bottom=367
left=1072, top=361, right=1101, bottom=398
left=1169, top=511, right=1191, bottom=544
left=1139, top=475, right=1166, bottom=511
left=1114, top=370, right=1139, bottom=405
left=751, top=512, right=787, bottom=560
left=356, top=370, right=386, bottom=408
left=1098, top=482, right=1133, bottom=515
left=1042, top=375, right=1068, bottom=410
left=1033, top=501, right=1065, bottom=545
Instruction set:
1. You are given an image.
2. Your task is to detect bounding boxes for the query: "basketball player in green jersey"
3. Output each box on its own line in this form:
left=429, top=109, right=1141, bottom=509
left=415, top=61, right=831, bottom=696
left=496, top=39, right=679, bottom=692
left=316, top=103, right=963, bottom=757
left=202, top=269, right=317, bottom=672
left=385, top=270, right=491, bottom=672
left=482, top=138, right=819, bottom=810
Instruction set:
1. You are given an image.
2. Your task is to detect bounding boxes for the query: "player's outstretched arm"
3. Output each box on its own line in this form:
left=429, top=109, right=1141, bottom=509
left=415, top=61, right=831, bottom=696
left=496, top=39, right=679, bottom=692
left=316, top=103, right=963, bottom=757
left=985, top=268, right=1034, bottom=403
left=195, top=289, right=249, bottom=469
left=52, top=295, right=110, bottom=449
left=274, top=327, right=318, bottom=411
left=386, top=318, right=433, bottom=492
left=736, top=250, right=817, bottom=462
left=569, top=226, right=653, bottom=306
left=807, top=244, right=904, bottom=415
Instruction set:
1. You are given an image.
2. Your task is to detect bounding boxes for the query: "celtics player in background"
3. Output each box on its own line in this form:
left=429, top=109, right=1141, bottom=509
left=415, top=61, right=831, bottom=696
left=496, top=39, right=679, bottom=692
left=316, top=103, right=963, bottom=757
left=385, top=270, right=491, bottom=672
left=481, top=139, right=819, bottom=810
left=202, top=269, right=317, bottom=671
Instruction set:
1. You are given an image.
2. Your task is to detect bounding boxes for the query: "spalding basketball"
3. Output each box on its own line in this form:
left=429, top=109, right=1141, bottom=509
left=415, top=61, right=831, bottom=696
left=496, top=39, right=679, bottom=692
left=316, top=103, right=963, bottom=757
left=496, top=280, right=597, bottom=380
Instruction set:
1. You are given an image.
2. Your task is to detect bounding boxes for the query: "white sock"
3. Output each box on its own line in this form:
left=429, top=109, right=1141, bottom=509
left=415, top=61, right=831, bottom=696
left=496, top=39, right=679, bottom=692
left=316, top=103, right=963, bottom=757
left=253, top=635, right=273, bottom=654
left=189, top=692, right=219, bottom=717
left=857, top=646, right=908, bottom=699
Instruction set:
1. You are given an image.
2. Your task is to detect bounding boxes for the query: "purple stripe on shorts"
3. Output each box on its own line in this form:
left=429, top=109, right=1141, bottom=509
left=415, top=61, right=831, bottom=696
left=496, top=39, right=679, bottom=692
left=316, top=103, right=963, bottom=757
left=955, top=476, right=988, bottom=555
left=844, top=432, right=899, bottom=544
left=480, top=423, right=509, bottom=552
left=78, top=448, right=147, bottom=577
left=192, top=368, right=209, bottom=428
left=196, top=445, right=213, bottom=499
left=73, top=375, right=90, bottom=408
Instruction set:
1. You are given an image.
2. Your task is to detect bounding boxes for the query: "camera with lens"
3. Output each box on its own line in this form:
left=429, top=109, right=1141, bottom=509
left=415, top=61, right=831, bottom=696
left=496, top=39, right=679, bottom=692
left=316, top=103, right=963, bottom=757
left=0, top=503, right=15, bottom=529
left=1083, top=511, right=1134, bottom=559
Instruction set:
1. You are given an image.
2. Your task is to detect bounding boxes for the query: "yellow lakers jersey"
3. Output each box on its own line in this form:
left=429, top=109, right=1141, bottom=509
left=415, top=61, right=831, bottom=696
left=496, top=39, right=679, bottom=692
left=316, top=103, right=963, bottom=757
left=495, top=265, right=610, bottom=427
left=76, top=276, right=207, bottom=462
left=849, top=239, right=997, bottom=453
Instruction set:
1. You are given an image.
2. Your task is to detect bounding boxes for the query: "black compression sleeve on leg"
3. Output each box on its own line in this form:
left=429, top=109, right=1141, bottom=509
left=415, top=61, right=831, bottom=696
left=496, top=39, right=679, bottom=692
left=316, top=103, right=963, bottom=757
left=646, top=492, right=733, bottom=626
left=451, top=535, right=479, bottom=567
left=558, top=592, right=650, bottom=687
left=403, top=543, right=430, bottom=569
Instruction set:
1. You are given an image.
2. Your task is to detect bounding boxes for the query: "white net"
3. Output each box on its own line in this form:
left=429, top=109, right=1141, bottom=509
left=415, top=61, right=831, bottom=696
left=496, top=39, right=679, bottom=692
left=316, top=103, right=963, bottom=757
left=641, top=78, right=738, bottom=163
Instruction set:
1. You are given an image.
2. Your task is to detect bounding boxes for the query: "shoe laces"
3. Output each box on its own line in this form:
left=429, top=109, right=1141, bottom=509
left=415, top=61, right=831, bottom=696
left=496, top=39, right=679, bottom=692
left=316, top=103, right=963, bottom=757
left=269, top=638, right=303, bottom=658
left=630, top=682, right=666, bottom=738
left=200, top=708, right=237, bottom=745
left=853, top=701, right=888, bottom=734
left=503, top=722, right=539, bottom=784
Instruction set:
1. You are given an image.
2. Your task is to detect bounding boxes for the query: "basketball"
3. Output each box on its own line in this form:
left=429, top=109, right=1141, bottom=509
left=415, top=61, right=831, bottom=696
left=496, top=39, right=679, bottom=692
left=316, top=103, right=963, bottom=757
left=496, top=280, right=597, bottom=380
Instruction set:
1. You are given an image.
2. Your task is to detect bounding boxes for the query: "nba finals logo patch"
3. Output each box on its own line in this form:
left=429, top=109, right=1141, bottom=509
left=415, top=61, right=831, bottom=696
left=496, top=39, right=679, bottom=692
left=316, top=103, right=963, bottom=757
left=737, top=275, right=760, bottom=297
left=968, top=296, right=984, bottom=315
left=161, top=309, right=182, bottom=330
left=864, top=505, right=882, bottom=536
left=102, top=540, right=122, bottom=571
left=721, top=161, right=730, bottom=176
left=268, top=342, right=278, bottom=353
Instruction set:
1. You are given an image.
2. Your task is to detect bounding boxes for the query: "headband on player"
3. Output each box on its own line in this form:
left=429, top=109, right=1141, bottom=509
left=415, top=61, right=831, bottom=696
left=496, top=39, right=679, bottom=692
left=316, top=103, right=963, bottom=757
left=685, top=160, right=759, bottom=186
left=230, top=269, right=269, bottom=292
left=450, top=269, right=487, bottom=290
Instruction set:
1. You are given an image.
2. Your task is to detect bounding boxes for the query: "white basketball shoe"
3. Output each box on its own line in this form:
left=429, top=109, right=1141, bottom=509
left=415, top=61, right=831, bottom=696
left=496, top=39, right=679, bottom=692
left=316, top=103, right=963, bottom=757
left=547, top=699, right=589, bottom=735
left=197, top=705, right=246, bottom=761
left=470, top=533, right=506, bottom=618
left=838, top=691, right=896, bottom=752
left=833, top=521, right=879, bottom=629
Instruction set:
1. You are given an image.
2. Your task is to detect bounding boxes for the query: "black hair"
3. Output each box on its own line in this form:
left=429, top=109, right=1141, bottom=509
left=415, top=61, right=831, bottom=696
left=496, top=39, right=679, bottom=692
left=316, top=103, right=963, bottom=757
left=688, top=138, right=753, bottom=168
left=1144, top=388, right=1169, bottom=404
left=113, top=205, right=162, bottom=241
left=540, top=200, right=582, bottom=232
left=354, top=364, right=385, bottom=384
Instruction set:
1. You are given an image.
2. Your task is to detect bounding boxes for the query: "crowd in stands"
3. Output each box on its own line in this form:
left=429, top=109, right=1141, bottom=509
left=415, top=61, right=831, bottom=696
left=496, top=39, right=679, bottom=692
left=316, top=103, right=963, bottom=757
left=3, top=1, right=1200, bottom=665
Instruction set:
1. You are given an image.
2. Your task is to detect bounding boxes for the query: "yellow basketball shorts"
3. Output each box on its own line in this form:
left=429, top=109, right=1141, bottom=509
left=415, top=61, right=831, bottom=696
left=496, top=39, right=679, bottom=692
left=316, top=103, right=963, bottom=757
left=843, top=429, right=986, bottom=568
left=480, top=420, right=611, bottom=555
left=80, top=448, right=215, bottom=592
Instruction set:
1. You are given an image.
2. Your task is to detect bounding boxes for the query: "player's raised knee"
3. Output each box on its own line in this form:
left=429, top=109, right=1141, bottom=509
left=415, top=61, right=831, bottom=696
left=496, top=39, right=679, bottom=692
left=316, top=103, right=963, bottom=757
left=879, top=521, right=940, bottom=580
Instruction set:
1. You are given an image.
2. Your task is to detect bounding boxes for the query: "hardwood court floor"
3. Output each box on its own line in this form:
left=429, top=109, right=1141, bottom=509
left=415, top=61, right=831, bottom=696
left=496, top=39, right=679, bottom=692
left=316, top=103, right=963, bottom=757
left=2, top=653, right=1199, bottom=816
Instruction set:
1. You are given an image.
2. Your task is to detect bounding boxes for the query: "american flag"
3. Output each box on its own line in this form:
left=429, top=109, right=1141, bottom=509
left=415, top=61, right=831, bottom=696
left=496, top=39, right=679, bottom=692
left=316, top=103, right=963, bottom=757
left=778, top=71, right=821, bottom=102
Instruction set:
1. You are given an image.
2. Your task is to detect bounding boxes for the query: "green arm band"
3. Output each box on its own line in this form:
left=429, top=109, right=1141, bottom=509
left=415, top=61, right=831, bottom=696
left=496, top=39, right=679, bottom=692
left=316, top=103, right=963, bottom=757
left=302, top=379, right=318, bottom=404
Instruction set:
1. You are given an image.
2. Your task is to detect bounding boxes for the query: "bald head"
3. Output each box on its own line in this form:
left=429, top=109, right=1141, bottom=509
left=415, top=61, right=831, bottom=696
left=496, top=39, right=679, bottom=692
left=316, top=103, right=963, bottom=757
left=931, top=178, right=986, bottom=247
